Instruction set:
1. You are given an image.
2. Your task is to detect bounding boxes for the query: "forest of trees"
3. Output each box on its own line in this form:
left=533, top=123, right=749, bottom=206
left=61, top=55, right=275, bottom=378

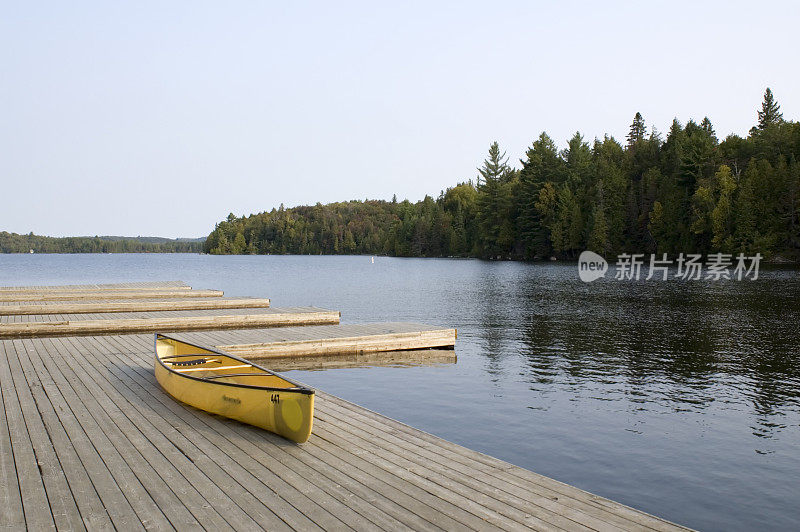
left=0, top=233, right=204, bottom=253
left=206, top=89, right=799, bottom=261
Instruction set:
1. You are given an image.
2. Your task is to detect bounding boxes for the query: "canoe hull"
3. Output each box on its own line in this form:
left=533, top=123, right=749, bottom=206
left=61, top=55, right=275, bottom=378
left=154, top=335, right=314, bottom=443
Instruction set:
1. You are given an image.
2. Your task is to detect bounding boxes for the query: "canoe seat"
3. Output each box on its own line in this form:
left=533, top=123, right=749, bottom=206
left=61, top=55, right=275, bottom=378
left=171, top=358, right=208, bottom=367
left=205, top=372, right=270, bottom=380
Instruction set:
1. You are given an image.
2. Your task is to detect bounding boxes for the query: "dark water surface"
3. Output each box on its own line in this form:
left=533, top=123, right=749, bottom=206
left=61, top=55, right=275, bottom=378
left=2, top=254, right=799, bottom=531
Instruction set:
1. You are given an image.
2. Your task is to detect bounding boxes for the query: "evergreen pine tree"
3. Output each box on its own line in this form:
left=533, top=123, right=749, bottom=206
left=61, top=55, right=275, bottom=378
left=711, top=165, right=736, bottom=250
left=517, top=133, right=564, bottom=258
left=734, top=165, right=759, bottom=252
left=477, top=142, right=509, bottom=185
left=700, top=117, right=717, bottom=142
left=647, top=201, right=666, bottom=252
left=627, top=112, right=646, bottom=147
left=476, top=142, right=513, bottom=258
left=232, top=232, right=247, bottom=254
left=588, top=204, right=610, bottom=255
left=562, top=132, right=592, bottom=187
left=757, top=88, right=783, bottom=129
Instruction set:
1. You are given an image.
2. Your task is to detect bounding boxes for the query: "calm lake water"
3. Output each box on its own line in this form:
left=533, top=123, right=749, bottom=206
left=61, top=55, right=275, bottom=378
left=1, top=253, right=799, bottom=531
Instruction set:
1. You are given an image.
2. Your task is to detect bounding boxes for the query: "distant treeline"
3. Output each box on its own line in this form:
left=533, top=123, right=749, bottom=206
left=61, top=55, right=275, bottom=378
left=0, top=233, right=204, bottom=253
left=206, top=88, right=799, bottom=260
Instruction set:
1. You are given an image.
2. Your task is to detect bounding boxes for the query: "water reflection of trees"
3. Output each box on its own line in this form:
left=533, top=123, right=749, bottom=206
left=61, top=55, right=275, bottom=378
left=476, top=265, right=515, bottom=381
left=479, top=269, right=800, bottom=438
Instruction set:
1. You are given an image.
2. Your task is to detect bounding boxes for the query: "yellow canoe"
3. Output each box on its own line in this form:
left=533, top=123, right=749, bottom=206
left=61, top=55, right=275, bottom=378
left=154, top=334, right=314, bottom=443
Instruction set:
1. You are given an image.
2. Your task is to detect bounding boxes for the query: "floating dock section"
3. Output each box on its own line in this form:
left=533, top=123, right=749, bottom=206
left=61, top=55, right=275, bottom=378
left=0, top=282, right=688, bottom=531
left=170, top=322, right=457, bottom=358
left=0, top=307, right=340, bottom=338
left=0, top=289, right=223, bottom=302
left=0, top=280, right=190, bottom=291
left=0, top=297, right=272, bottom=316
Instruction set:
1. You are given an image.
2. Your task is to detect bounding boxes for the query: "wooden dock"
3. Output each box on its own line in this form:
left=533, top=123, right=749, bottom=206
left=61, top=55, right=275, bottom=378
left=170, top=322, right=457, bottom=358
left=0, top=281, right=191, bottom=291
left=0, top=282, right=689, bottom=531
left=0, top=297, right=272, bottom=316
left=0, top=289, right=223, bottom=302
left=264, top=349, right=458, bottom=372
left=0, top=307, right=340, bottom=338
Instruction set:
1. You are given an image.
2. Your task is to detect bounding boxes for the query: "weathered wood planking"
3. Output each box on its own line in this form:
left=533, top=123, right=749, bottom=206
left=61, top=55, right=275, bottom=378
left=0, top=289, right=222, bottom=302
left=0, top=297, right=271, bottom=315
left=171, top=322, right=456, bottom=359
left=0, top=281, right=689, bottom=530
left=0, top=306, right=333, bottom=323
left=0, top=333, right=691, bottom=531
left=264, top=349, right=456, bottom=372
left=0, top=307, right=340, bottom=338
left=0, top=280, right=189, bottom=291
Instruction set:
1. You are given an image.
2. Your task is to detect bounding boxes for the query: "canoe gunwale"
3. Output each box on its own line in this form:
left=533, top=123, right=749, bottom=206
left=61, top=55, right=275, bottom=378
left=203, top=373, right=306, bottom=385
left=154, top=333, right=315, bottom=395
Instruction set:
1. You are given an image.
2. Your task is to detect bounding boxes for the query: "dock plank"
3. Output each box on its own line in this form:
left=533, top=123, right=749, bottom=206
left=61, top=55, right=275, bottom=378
left=0, top=289, right=222, bottom=302
left=25, top=338, right=161, bottom=530
left=15, top=338, right=115, bottom=530
left=0, top=340, right=58, bottom=531
left=5, top=340, right=85, bottom=531
left=0, top=298, right=271, bottom=315
left=0, top=343, right=27, bottom=530
left=0, top=281, right=189, bottom=291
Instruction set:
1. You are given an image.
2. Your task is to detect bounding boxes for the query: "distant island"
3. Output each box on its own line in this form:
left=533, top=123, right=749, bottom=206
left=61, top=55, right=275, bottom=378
left=205, top=89, right=800, bottom=262
left=0, top=233, right=204, bottom=253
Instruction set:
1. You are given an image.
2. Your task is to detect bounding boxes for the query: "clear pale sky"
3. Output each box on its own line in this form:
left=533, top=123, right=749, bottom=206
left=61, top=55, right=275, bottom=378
left=1, top=1, right=797, bottom=238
